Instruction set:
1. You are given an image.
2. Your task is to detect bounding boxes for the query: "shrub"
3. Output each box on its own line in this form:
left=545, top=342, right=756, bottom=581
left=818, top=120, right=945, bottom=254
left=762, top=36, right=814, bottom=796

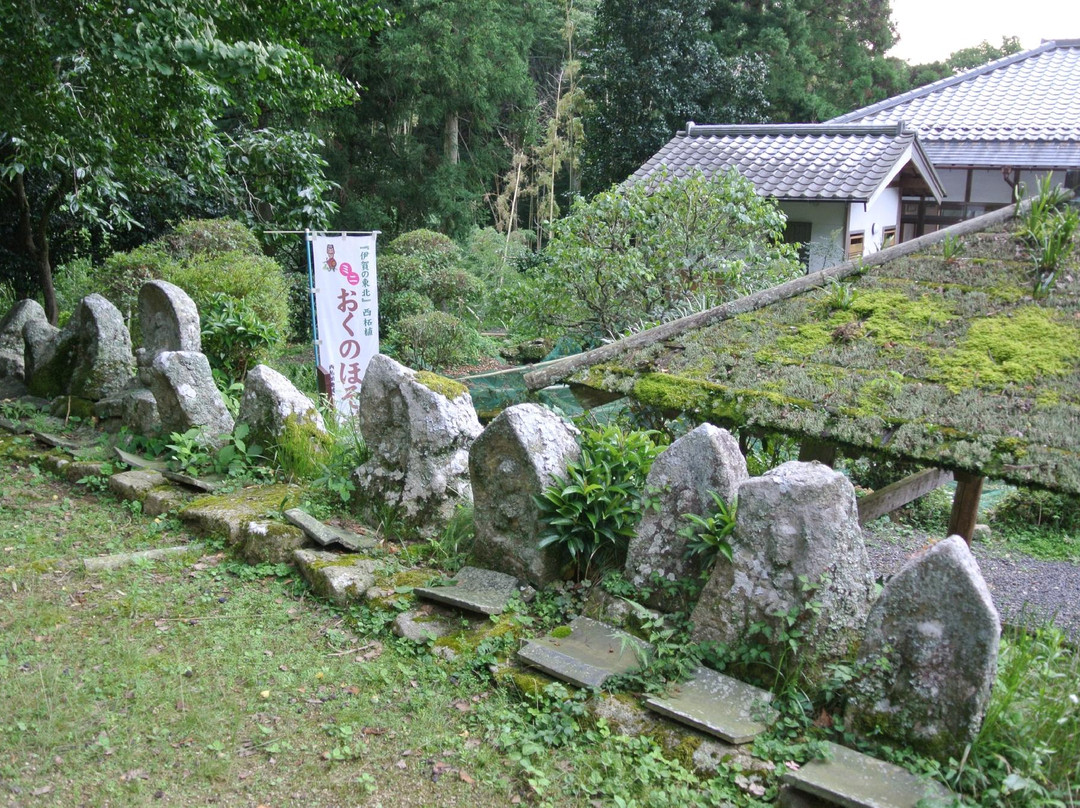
left=389, top=311, right=491, bottom=370
left=536, top=424, right=666, bottom=579
left=200, top=294, right=282, bottom=383
left=163, top=250, right=290, bottom=349
left=163, top=218, right=261, bottom=258
left=515, top=168, right=801, bottom=342
left=989, top=487, right=1080, bottom=533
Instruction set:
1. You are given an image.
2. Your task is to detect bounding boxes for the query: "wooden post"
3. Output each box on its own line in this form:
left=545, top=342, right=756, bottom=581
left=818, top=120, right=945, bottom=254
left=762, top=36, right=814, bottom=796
left=798, top=438, right=837, bottom=467
left=857, top=468, right=953, bottom=525
left=947, top=471, right=985, bottom=545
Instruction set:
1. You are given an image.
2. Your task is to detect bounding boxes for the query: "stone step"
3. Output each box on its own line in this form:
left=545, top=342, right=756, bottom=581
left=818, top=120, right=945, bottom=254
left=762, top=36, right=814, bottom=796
left=517, top=616, right=653, bottom=689
left=780, top=742, right=952, bottom=808
left=414, top=566, right=523, bottom=615
left=644, top=665, right=777, bottom=744
left=115, top=447, right=219, bottom=492
left=283, top=507, right=375, bottom=553
left=83, top=544, right=203, bottom=571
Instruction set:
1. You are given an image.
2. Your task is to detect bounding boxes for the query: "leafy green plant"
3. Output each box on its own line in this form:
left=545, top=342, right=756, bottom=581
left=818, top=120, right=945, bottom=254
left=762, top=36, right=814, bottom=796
left=944, top=621, right=1080, bottom=804
left=825, top=278, right=857, bottom=310
left=211, top=423, right=266, bottom=479
left=1016, top=175, right=1079, bottom=298
left=941, top=233, right=965, bottom=264
left=166, top=428, right=212, bottom=475
left=201, top=293, right=282, bottom=383
left=536, top=424, right=665, bottom=579
left=679, top=492, right=736, bottom=568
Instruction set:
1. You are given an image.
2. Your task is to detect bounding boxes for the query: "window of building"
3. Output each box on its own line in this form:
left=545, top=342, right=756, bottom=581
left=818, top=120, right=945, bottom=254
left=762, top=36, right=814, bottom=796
left=783, top=221, right=812, bottom=269
left=848, top=231, right=864, bottom=259
left=882, top=226, right=897, bottom=248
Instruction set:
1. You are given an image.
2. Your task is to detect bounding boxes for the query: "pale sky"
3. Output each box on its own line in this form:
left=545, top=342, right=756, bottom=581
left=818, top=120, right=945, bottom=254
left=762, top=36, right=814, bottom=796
left=888, top=0, right=1080, bottom=64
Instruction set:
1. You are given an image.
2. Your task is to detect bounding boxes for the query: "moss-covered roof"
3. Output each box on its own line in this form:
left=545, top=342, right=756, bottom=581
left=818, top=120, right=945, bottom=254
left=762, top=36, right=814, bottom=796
left=572, top=207, right=1080, bottom=494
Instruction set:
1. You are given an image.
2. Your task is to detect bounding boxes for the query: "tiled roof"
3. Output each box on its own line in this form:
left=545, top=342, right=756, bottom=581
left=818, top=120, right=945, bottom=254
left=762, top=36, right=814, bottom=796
left=831, top=40, right=1080, bottom=167
left=630, top=122, right=943, bottom=203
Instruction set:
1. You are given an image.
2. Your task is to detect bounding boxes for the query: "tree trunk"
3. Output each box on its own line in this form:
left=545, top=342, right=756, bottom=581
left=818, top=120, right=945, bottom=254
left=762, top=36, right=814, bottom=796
left=14, top=173, right=60, bottom=324
left=444, top=111, right=460, bottom=165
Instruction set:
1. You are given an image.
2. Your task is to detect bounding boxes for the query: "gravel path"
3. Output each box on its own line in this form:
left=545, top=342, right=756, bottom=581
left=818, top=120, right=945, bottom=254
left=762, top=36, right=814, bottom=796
left=864, top=526, right=1080, bottom=640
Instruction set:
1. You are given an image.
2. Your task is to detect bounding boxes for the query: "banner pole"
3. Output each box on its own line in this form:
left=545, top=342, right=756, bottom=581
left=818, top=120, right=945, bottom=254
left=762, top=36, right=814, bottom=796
left=305, top=231, right=326, bottom=396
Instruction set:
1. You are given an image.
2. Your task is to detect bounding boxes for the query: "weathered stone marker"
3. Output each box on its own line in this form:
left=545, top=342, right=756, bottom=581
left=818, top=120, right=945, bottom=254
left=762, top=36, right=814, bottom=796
left=283, top=508, right=375, bottom=552
left=149, top=350, right=235, bottom=443
left=690, top=461, right=875, bottom=682
left=845, top=535, right=1000, bottom=761
left=624, top=423, right=748, bottom=611
left=237, top=364, right=327, bottom=448
left=0, top=299, right=47, bottom=380
left=469, top=403, right=580, bottom=586
left=28, top=294, right=135, bottom=401
left=354, top=354, right=482, bottom=538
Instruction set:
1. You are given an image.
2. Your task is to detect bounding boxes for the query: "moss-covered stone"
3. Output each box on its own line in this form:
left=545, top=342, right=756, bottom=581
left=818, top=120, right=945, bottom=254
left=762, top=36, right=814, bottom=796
left=415, top=370, right=468, bottom=400
left=180, top=484, right=302, bottom=544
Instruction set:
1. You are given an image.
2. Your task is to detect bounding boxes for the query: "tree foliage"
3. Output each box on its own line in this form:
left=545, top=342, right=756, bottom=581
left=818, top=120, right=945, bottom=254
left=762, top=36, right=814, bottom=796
left=582, top=0, right=768, bottom=192
left=513, top=170, right=801, bottom=343
left=0, top=0, right=386, bottom=322
left=906, top=36, right=1022, bottom=87
left=709, top=0, right=905, bottom=122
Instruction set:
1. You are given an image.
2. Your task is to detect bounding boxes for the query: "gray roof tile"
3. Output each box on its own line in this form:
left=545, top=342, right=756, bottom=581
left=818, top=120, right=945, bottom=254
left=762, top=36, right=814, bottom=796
left=630, top=123, right=939, bottom=201
left=831, top=40, right=1080, bottom=167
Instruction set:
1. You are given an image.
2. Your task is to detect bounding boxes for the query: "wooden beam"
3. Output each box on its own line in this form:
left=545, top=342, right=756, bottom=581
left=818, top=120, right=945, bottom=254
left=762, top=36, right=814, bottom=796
left=798, top=439, right=837, bottom=467
left=947, top=471, right=985, bottom=546
left=523, top=203, right=1021, bottom=392
left=857, top=468, right=954, bottom=526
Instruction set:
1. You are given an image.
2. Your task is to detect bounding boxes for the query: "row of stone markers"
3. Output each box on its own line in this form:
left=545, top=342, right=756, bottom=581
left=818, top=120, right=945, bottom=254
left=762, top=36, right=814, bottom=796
left=341, top=360, right=997, bottom=778
left=2, top=285, right=995, bottom=804
left=0, top=285, right=327, bottom=455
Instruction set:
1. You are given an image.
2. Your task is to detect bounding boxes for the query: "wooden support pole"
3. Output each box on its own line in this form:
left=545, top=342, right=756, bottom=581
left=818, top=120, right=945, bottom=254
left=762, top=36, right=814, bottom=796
left=857, top=467, right=954, bottom=526
left=947, top=471, right=985, bottom=546
left=798, top=438, right=837, bottom=467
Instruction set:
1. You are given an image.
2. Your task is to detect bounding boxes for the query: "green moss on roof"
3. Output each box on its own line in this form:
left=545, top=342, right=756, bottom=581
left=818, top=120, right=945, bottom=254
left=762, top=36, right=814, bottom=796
left=572, top=217, right=1080, bottom=494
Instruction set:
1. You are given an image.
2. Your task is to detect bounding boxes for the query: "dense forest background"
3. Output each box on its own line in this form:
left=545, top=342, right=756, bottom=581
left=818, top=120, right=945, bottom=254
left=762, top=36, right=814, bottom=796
left=0, top=0, right=1020, bottom=319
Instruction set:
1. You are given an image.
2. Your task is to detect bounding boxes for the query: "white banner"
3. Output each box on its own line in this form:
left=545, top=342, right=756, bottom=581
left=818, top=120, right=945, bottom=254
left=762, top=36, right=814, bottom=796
left=311, top=233, right=379, bottom=417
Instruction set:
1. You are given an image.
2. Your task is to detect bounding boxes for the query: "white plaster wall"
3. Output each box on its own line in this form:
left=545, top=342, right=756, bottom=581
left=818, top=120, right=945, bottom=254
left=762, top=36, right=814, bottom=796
left=848, top=188, right=900, bottom=255
left=779, top=201, right=847, bottom=272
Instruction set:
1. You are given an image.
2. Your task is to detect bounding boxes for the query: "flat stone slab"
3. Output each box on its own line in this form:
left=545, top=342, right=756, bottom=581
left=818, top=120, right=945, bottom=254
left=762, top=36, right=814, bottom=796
left=414, top=566, right=521, bottom=615
left=0, top=415, right=26, bottom=434
left=283, top=508, right=375, bottom=552
left=115, top=447, right=218, bottom=492
left=83, top=544, right=203, bottom=571
left=782, top=742, right=952, bottom=808
left=293, top=548, right=380, bottom=607
left=115, top=446, right=168, bottom=472
left=517, top=616, right=653, bottom=689
left=644, top=665, right=777, bottom=744
left=30, top=429, right=80, bottom=452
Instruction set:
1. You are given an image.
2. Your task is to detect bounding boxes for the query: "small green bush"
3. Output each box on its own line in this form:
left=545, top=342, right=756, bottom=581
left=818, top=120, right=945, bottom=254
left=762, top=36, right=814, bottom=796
left=387, top=228, right=461, bottom=261
left=163, top=250, right=290, bottom=348
left=537, top=424, right=666, bottom=579
left=162, top=218, right=262, bottom=258
left=390, top=311, right=491, bottom=370
left=201, top=294, right=282, bottom=382
left=989, top=487, right=1080, bottom=533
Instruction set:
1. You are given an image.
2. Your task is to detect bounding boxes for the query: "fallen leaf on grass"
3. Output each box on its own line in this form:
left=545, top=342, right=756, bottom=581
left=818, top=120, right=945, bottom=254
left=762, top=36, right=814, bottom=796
left=121, top=769, right=148, bottom=782
left=451, top=699, right=471, bottom=713
left=31, top=786, right=53, bottom=796
left=394, top=760, right=407, bottom=770
left=458, top=771, right=474, bottom=784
